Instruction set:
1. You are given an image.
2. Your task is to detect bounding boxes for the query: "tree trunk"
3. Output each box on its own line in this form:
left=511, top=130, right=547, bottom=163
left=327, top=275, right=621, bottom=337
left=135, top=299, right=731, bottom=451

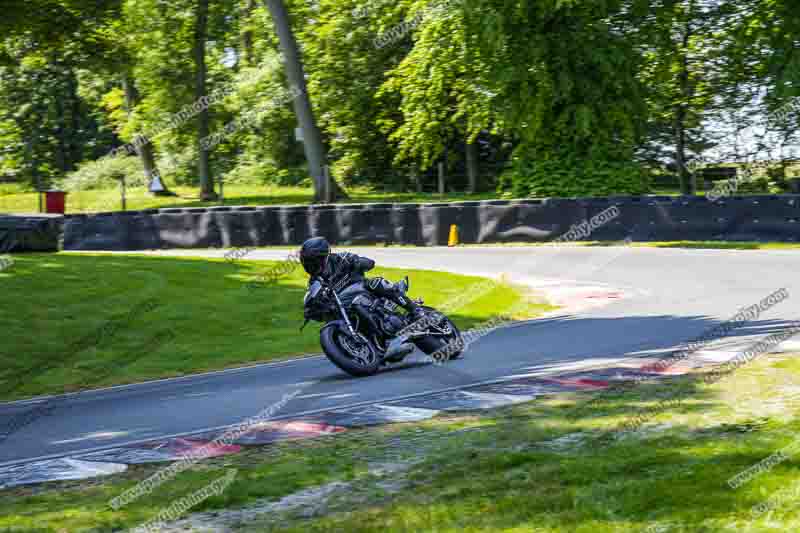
left=466, top=139, right=479, bottom=194
left=24, top=124, right=40, bottom=192
left=54, top=90, right=69, bottom=175
left=674, top=108, right=691, bottom=195
left=674, top=22, right=695, bottom=196
left=121, top=75, right=162, bottom=187
left=195, top=0, right=216, bottom=200
left=68, top=71, right=83, bottom=168
left=411, top=164, right=422, bottom=193
left=262, top=0, right=347, bottom=201
left=241, top=0, right=256, bottom=67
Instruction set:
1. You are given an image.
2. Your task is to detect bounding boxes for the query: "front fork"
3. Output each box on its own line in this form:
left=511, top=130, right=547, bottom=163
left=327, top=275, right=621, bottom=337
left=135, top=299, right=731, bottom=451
left=332, top=290, right=358, bottom=337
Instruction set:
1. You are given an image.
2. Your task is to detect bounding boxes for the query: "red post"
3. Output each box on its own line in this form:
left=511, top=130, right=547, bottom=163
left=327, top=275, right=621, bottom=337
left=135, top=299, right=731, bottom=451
left=45, top=190, right=68, bottom=214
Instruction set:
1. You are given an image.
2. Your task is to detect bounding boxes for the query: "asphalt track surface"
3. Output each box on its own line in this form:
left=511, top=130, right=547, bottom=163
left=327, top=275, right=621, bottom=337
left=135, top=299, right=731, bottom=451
left=2, top=245, right=800, bottom=466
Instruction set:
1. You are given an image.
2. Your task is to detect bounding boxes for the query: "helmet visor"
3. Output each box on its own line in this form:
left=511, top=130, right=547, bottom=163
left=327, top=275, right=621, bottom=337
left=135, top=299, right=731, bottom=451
left=301, top=254, right=327, bottom=276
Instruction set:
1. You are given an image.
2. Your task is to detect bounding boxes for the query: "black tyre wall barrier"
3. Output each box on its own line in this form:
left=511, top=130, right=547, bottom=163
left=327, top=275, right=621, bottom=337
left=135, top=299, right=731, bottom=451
left=643, top=197, right=726, bottom=241
left=156, top=212, right=203, bottom=248
left=335, top=204, right=395, bottom=245
left=478, top=201, right=520, bottom=243
left=127, top=212, right=162, bottom=250
left=54, top=194, right=800, bottom=251
left=215, top=208, right=263, bottom=248
left=363, top=204, right=396, bottom=245
left=481, top=199, right=576, bottom=243
left=420, top=204, right=459, bottom=245
left=390, top=204, right=420, bottom=245
left=63, top=213, right=130, bottom=251
left=335, top=204, right=365, bottom=244
left=278, top=206, right=311, bottom=245
left=453, top=202, right=482, bottom=244
left=391, top=204, right=423, bottom=245
left=308, top=205, right=339, bottom=244
left=584, top=198, right=635, bottom=241
left=0, top=214, right=62, bottom=252
left=730, top=196, right=800, bottom=242
left=258, top=208, right=283, bottom=245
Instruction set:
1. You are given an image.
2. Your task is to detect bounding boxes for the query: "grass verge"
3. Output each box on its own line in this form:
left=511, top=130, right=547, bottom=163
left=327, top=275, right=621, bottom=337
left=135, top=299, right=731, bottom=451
left=445, top=241, right=800, bottom=251
left=3, top=350, right=800, bottom=532
left=0, top=253, right=552, bottom=401
left=0, top=184, right=502, bottom=214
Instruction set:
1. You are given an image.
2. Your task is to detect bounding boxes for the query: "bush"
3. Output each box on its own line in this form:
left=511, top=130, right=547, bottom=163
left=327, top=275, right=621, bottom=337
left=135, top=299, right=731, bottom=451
left=0, top=182, right=33, bottom=195
left=498, top=151, right=651, bottom=198
left=59, top=155, right=149, bottom=191
left=733, top=164, right=793, bottom=194
left=223, top=158, right=308, bottom=187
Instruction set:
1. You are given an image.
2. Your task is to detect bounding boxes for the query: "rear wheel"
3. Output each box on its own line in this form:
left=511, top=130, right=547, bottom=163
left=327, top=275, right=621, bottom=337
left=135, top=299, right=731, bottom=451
left=412, top=307, right=464, bottom=362
left=321, top=326, right=380, bottom=377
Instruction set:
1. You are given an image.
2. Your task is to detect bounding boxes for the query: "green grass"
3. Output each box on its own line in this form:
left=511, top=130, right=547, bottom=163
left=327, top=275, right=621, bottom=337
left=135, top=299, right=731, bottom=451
left=579, top=241, right=800, bottom=250
left=0, top=183, right=504, bottom=214
left=3, top=348, right=800, bottom=532
left=0, top=252, right=552, bottom=401
left=636, top=241, right=800, bottom=250
left=431, top=241, right=800, bottom=251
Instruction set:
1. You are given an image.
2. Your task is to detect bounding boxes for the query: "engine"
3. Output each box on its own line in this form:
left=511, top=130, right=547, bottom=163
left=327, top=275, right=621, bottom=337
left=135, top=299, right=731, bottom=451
left=352, top=293, right=405, bottom=337
left=371, top=298, right=404, bottom=335
left=380, top=312, right=405, bottom=335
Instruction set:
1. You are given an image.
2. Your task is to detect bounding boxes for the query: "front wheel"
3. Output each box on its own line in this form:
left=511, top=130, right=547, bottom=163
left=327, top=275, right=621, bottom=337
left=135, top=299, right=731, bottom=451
left=412, top=307, right=464, bottom=362
left=321, top=326, right=380, bottom=377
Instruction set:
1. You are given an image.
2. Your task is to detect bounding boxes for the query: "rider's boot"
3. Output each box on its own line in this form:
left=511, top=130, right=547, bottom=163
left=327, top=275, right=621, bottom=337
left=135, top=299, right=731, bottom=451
left=392, top=278, right=425, bottom=319
left=368, top=277, right=425, bottom=320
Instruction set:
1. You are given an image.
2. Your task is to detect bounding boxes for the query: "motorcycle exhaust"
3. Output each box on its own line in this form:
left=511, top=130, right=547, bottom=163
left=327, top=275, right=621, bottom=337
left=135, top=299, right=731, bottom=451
left=385, top=335, right=415, bottom=359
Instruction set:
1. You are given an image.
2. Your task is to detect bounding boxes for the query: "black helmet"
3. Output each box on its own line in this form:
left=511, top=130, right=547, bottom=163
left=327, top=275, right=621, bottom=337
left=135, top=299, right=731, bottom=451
left=300, top=237, right=330, bottom=275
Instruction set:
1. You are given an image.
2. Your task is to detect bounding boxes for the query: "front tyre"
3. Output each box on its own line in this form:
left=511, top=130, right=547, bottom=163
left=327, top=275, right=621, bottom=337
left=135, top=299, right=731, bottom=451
left=413, top=307, right=464, bottom=362
left=321, top=326, right=380, bottom=377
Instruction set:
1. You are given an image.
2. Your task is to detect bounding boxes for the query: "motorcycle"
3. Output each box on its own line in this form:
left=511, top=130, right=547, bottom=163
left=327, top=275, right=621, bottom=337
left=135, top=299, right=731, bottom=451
left=301, top=276, right=464, bottom=377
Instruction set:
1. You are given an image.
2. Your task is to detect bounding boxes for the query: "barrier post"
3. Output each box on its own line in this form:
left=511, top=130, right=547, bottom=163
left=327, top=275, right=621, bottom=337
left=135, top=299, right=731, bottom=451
left=411, top=165, right=422, bottom=193
left=36, top=175, right=42, bottom=213
left=324, top=166, right=333, bottom=203
left=120, top=174, right=126, bottom=211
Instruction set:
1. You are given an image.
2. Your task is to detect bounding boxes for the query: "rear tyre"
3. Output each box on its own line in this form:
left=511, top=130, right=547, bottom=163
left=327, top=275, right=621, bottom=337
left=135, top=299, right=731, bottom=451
left=412, top=307, right=464, bottom=362
left=321, top=326, right=380, bottom=377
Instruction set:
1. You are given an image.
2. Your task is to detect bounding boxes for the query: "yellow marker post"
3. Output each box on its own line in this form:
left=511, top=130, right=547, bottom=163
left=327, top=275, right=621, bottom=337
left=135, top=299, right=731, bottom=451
left=448, top=224, right=459, bottom=246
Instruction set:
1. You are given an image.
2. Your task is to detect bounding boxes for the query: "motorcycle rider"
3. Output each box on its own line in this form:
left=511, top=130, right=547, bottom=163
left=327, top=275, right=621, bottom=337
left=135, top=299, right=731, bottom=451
left=299, top=236, right=425, bottom=320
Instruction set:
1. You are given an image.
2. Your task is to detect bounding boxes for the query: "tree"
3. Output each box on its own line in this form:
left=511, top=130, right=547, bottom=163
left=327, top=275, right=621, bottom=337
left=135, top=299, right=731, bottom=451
left=194, top=0, right=217, bottom=200
left=120, top=75, right=162, bottom=188
left=262, top=0, right=332, bottom=201
left=294, top=0, right=407, bottom=189
left=720, top=0, right=800, bottom=167
left=462, top=0, right=651, bottom=196
left=241, top=0, right=258, bottom=67
left=634, top=0, right=731, bottom=195
left=369, top=0, right=499, bottom=193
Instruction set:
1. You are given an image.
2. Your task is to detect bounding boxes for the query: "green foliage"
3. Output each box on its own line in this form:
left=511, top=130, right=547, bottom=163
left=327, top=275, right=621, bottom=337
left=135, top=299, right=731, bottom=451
left=59, top=155, right=153, bottom=191
left=223, top=158, right=309, bottom=187
left=377, top=0, right=495, bottom=169
left=0, top=0, right=798, bottom=200
left=464, top=0, right=648, bottom=157
left=500, top=148, right=651, bottom=198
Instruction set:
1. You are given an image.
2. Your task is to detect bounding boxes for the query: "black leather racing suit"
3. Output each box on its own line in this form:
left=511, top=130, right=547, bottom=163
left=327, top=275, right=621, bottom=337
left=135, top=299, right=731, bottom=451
left=313, top=251, right=375, bottom=293
left=308, top=252, right=421, bottom=316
